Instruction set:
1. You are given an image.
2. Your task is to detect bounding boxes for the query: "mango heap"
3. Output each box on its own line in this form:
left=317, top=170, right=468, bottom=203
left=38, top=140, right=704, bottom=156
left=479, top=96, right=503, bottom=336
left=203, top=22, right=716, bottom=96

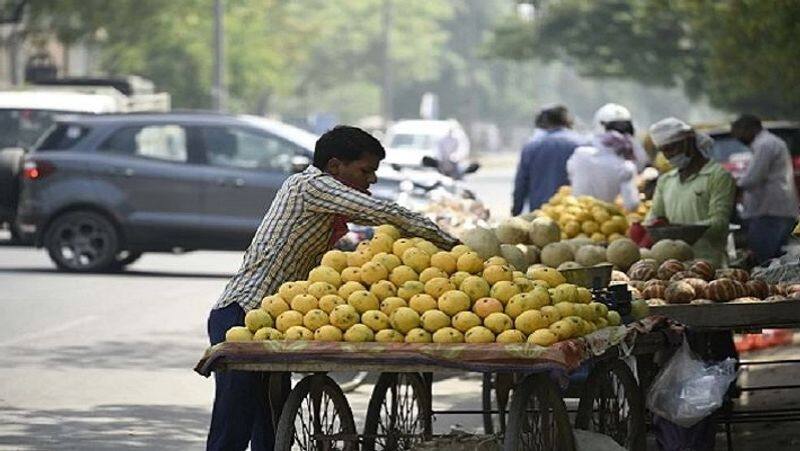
left=534, top=186, right=629, bottom=243
left=225, top=224, right=623, bottom=346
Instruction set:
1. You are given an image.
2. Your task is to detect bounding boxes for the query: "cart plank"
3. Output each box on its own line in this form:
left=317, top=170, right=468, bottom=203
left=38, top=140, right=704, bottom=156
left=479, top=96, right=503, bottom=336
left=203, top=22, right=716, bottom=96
left=649, top=299, right=800, bottom=330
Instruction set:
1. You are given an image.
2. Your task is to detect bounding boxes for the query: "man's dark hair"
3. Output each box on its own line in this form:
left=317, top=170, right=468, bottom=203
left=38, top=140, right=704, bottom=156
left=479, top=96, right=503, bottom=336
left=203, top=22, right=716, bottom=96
left=732, top=114, right=762, bottom=132
left=540, top=105, right=572, bottom=129
left=313, top=125, right=386, bottom=169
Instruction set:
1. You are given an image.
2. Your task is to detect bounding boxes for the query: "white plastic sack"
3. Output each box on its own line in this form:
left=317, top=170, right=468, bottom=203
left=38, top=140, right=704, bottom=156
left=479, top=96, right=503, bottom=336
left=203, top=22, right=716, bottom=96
left=646, top=338, right=738, bottom=427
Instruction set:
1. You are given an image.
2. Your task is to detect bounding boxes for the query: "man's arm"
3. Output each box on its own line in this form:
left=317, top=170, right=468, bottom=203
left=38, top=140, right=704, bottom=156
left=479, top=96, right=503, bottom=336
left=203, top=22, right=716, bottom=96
left=304, top=175, right=458, bottom=249
left=704, top=169, right=736, bottom=243
left=619, top=162, right=640, bottom=212
left=512, top=147, right=532, bottom=215
left=646, top=178, right=666, bottom=223
left=738, top=139, right=777, bottom=189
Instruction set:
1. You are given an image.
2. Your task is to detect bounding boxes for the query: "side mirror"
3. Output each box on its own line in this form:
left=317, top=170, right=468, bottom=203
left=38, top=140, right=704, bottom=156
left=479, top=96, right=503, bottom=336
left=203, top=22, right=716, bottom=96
left=464, top=162, right=480, bottom=174
left=291, top=154, right=311, bottom=173
left=421, top=156, right=439, bottom=168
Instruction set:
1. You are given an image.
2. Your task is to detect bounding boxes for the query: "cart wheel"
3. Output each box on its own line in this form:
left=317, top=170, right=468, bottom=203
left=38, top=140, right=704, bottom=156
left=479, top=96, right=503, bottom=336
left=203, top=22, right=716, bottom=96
left=274, top=373, right=358, bottom=451
left=575, top=359, right=645, bottom=450
left=362, top=372, right=431, bottom=451
left=503, top=373, right=575, bottom=451
left=482, top=372, right=516, bottom=435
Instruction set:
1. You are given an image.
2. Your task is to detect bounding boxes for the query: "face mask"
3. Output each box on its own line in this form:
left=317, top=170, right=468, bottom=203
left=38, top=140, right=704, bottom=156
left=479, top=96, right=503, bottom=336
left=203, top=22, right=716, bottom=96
left=668, top=152, right=691, bottom=170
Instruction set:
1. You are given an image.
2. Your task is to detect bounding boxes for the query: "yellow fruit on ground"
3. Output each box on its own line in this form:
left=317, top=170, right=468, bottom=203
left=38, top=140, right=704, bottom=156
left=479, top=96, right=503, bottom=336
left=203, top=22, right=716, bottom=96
left=375, top=329, right=405, bottom=343
left=438, top=290, right=471, bottom=316
left=504, top=293, right=532, bottom=319
left=465, top=326, right=496, bottom=343
left=402, top=247, right=431, bottom=273
left=528, top=286, right=551, bottom=309
left=460, top=276, right=491, bottom=301
left=600, top=220, right=617, bottom=236
left=340, top=267, right=362, bottom=284
left=553, top=302, right=576, bottom=318
left=421, top=309, right=452, bottom=332
left=496, top=329, right=526, bottom=343
left=285, top=325, right=314, bottom=340
left=276, top=310, right=304, bottom=332
left=360, top=261, right=389, bottom=285
left=581, top=221, right=600, bottom=235
left=357, top=241, right=373, bottom=254
left=369, top=280, right=397, bottom=300
left=419, top=267, right=448, bottom=284
left=347, top=290, right=380, bottom=314
left=564, top=316, right=588, bottom=336
left=564, top=221, right=581, bottom=238
left=606, top=310, right=622, bottom=326
left=372, top=252, right=402, bottom=272
left=379, top=297, right=407, bottom=316
left=226, top=326, right=253, bottom=342
left=452, top=311, right=482, bottom=332
left=392, top=238, right=416, bottom=258
left=375, top=224, right=401, bottom=240
left=433, top=327, right=464, bottom=343
left=576, top=287, right=593, bottom=304
left=344, top=324, right=374, bottom=342
left=425, top=277, right=456, bottom=299
left=397, top=280, right=425, bottom=301
left=291, top=294, right=319, bottom=314
left=591, top=232, right=606, bottom=243
left=473, top=297, right=504, bottom=318
left=593, top=208, right=611, bottom=224
left=484, top=256, right=508, bottom=267
left=490, top=281, right=521, bottom=305
left=245, top=308, right=273, bottom=332
left=515, top=310, right=549, bottom=334
left=589, top=302, right=609, bottom=319
left=549, top=320, right=576, bottom=341
left=361, top=310, right=391, bottom=332
left=430, top=252, right=457, bottom=274
left=314, top=325, right=343, bottom=342
left=370, top=233, right=395, bottom=254
left=409, top=293, right=438, bottom=314
left=404, top=328, right=432, bottom=343
left=253, top=327, right=283, bottom=341
left=279, top=282, right=306, bottom=304
left=552, top=284, right=578, bottom=304
left=389, top=265, right=418, bottom=286
left=483, top=264, right=514, bottom=285
left=540, top=306, right=562, bottom=325
left=574, top=303, right=595, bottom=321
left=607, top=233, right=624, bottom=242
left=450, top=271, right=471, bottom=288
left=484, top=312, right=514, bottom=334
left=347, top=250, right=371, bottom=267
left=530, top=279, right=550, bottom=290
left=329, top=304, right=359, bottom=330
left=594, top=317, right=609, bottom=329
left=321, top=250, right=348, bottom=272
left=528, top=329, right=558, bottom=346
left=450, top=244, right=472, bottom=258
left=526, top=267, right=566, bottom=287
left=457, top=251, right=484, bottom=274
left=415, top=240, right=439, bottom=256
left=308, top=266, right=342, bottom=288
left=390, top=307, right=421, bottom=334
left=514, top=277, right=535, bottom=292
left=308, top=281, right=337, bottom=299
left=303, top=309, right=329, bottom=331
left=338, top=281, right=366, bottom=300
left=261, top=295, right=290, bottom=319
left=318, top=294, right=346, bottom=313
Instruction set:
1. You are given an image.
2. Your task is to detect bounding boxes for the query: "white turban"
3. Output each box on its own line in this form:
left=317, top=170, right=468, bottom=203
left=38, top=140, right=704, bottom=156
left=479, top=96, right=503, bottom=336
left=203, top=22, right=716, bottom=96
left=650, top=117, right=715, bottom=157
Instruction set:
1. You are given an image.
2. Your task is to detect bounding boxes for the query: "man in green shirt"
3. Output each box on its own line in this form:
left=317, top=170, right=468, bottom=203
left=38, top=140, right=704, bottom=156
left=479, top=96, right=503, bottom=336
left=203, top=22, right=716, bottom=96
left=647, top=117, right=736, bottom=267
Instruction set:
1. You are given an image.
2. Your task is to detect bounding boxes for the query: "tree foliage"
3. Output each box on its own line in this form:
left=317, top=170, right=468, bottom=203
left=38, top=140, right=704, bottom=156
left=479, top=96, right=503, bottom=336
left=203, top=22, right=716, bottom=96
left=489, top=0, right=800, bottom=118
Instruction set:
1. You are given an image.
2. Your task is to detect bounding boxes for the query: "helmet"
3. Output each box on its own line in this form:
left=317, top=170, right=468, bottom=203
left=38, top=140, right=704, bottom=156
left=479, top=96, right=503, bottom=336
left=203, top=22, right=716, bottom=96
left=594, top=103, right=632, bottom=130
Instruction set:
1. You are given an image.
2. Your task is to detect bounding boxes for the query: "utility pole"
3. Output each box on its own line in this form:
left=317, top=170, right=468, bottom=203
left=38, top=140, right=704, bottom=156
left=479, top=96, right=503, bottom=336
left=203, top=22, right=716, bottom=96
left=212, top=0, right=227, bottom=111
left=380, top=0, right=393, bottom=123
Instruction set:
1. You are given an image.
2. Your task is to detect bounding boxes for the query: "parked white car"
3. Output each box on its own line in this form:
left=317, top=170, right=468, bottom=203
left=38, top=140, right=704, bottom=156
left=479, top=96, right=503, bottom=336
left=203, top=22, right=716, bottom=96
left=383, top=119, right=470, bottom=168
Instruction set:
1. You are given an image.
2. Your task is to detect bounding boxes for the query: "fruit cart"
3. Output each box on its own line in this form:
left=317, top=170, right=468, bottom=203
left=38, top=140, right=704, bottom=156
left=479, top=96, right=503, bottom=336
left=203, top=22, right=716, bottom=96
left=195, top=316, right=677, bottom=451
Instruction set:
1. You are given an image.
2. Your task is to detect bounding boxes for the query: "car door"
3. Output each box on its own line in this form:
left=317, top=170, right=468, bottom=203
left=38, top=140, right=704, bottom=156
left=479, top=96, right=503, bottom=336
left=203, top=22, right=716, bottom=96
left=90, top=123, right=210, bottom=248
left=197, top=124, right=306, bottom=249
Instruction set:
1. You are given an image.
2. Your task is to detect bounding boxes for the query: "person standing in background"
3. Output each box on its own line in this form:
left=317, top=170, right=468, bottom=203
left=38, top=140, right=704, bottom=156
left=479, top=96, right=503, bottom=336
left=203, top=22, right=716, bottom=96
left=731, top=114, right=799, bottom=265
left=512, top=105, right=585, bottom=215
left=593, top=103, right=650, bottom=171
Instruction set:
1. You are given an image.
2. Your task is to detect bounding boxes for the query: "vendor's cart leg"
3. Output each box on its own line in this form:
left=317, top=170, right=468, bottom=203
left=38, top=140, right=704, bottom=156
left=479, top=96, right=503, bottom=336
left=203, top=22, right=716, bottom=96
left=267, top=372, right=291, bottom=433
left=503, top=373, right=575, bottom=451
left=483, top=372, right=516, bottom=435
left=273, top=373, right=357, bottom=451
left=422, top=372, right=433, bottom=436
left=363, top=372, right=432, bottom=451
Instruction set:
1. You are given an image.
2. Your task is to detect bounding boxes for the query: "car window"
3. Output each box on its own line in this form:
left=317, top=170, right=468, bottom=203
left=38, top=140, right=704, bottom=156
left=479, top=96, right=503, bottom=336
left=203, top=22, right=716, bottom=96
left=0, top=108, right=71, bottom=149
left=100, top=124, right=188, bottom=162
left=200, top=126, right=298, bottom=172
left=710, top=137, right=749, bottom=162
left=389, top=133, right=437, bottom=150
left=35, top=123, right=90, bottom=151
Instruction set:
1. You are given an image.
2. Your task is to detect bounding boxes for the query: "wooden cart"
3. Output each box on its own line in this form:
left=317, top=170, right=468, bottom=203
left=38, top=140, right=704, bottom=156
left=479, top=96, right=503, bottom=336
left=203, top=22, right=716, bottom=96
left=195, top=317, right=675, bottom=451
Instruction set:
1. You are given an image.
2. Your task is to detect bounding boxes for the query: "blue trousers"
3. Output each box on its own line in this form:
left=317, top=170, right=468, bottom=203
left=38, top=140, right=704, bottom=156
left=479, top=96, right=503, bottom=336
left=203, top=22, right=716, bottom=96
left=746, top=216, right=796, bottom=264
left=207, top=303, right=273, bottom=451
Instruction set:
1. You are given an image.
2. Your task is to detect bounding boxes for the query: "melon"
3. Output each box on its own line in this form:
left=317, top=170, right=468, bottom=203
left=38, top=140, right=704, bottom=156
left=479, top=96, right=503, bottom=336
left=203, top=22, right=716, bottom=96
left=529, top=217, right=561, bottom=248
left=540, top=242, right=574, bottom=268
left=460, top=227, right=501, bottom=260
left=495, top=217, right=530, bottom=244
left=500, top=244, right=528, bottom=271
left=651, top=239, right=694, bottom=263
left=605, top=238, right=641, bottom=271
left=575, top=245, right=607, bottom=267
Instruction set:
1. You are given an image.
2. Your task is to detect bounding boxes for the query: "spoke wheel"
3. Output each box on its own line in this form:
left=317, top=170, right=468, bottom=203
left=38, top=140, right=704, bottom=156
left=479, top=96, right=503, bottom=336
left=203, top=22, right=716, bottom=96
left=44, top=211, right=119, bottom=272
left=483, top=372, right=516, bottom=435
left=362, top=372, right=431, bottom=451
left=274, top=374, right=357, bottom=451
left=503, top=373, right=575, bottom=451
left=575, top=359, right=645, bottom=450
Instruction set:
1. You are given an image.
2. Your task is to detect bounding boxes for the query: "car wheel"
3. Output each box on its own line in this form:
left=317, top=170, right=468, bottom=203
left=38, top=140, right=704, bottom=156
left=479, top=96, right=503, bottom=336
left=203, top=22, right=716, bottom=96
left=44, top=211, right=120, bottom=272
left=109, top=250, right=143, bottom=271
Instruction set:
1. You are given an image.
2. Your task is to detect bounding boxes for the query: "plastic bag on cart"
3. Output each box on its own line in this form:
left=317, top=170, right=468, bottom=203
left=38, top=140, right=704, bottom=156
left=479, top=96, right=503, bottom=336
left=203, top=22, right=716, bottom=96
left=646, top=337, right=738, bottom=427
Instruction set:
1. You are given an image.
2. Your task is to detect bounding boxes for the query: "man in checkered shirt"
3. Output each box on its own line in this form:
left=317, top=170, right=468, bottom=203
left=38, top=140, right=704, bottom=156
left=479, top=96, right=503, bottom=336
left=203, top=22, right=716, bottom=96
left=206, top=125, right=458, bottom=451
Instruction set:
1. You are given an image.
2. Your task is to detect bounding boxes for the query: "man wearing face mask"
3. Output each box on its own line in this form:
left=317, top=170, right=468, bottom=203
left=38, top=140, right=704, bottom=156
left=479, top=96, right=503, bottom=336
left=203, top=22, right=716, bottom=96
left=731, top=114, right=799, bottom=265
left=646, top=117, right=736, bottom=267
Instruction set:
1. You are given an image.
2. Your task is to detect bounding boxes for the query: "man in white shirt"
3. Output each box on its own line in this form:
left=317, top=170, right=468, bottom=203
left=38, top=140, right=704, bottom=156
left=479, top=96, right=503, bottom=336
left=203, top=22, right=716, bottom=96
left=567, top=130, right=640, bottom=211
left=732, top=114, right=799, bottom=264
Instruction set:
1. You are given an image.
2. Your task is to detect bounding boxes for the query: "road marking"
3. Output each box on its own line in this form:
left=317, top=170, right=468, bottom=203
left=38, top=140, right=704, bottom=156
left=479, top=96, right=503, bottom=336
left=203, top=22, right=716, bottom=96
left=0, top=315, right=99, bottom=346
